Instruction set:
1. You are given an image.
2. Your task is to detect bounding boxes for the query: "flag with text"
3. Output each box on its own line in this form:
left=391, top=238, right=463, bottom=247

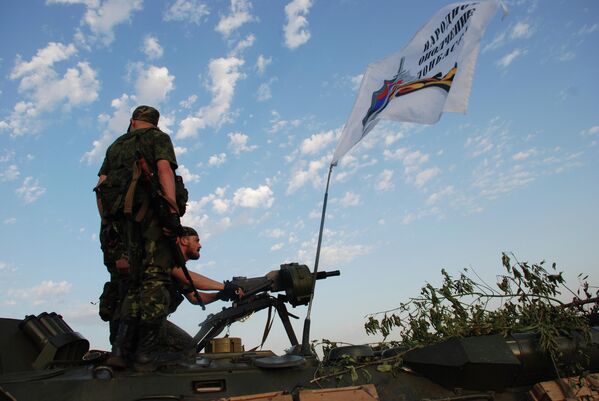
left=332, top=1, right=504, bottom=165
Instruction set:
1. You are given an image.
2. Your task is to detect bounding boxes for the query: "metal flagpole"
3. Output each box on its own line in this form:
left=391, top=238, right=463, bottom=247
left=300, top=162, right=336, bottom=355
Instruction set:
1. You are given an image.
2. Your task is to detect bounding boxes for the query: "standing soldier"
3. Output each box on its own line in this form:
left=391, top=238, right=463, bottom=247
left=95, top=105, right=184, bottom=371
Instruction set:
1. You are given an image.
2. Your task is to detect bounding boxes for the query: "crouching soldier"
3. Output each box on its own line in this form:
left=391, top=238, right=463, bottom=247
left=106, top=226, right=242, bottom=370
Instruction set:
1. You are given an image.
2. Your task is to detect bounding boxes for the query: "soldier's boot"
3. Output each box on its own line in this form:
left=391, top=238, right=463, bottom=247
left=106, top=320, right=137, bottom=369
left=134, top=322, right=183, bottom=372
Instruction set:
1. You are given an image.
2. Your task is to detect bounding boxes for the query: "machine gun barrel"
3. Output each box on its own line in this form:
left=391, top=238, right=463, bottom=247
left=230, top=264, right=340, bottom=306
left=316, top=270, right=340, bottom=280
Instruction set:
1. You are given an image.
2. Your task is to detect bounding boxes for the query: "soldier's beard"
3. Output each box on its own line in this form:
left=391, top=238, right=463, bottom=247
left=186, top=250, right=200, bottom=260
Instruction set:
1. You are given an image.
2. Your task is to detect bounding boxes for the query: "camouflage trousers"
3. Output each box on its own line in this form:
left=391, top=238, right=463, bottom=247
left=119, top=213, right=175, bottom=325
left=98, top=220, right=129, bottom=323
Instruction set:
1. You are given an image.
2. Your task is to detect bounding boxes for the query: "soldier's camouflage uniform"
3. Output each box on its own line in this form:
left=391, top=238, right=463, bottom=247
left=98, top=219, right=129, bottom=341
left=97, top=125, right=178, bottom=327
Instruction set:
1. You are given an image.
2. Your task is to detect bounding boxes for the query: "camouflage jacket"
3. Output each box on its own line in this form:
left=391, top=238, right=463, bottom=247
left=97, top=127, right=178, bottom=218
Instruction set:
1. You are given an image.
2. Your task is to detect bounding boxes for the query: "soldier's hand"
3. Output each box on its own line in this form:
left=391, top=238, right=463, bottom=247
left=162, top=212, right=183, bottom=238
left=115, top=258, right=130, bottom=273
left=218, top=281, right=243, bottom=302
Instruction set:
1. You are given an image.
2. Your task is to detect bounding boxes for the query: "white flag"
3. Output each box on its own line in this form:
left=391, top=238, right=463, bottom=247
left=332, top=1, right=504, bottom=165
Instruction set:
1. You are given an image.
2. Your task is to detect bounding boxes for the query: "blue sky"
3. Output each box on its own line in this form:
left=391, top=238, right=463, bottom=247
left=0, top=0, right=598, bottom=352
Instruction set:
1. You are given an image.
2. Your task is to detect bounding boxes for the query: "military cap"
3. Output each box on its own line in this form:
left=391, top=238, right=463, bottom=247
left=180, top=226, right=198, bottom=238
left=131, top=105, right=160, bottom=126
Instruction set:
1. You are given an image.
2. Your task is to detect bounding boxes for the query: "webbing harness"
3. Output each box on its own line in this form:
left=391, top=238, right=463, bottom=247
left=123, top=130, right=178, bottom=222
left=122, top=130, right=205, bottom=310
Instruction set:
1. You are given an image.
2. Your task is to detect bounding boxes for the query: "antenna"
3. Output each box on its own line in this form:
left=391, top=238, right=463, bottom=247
left=300, top=162, right=335, bottom=355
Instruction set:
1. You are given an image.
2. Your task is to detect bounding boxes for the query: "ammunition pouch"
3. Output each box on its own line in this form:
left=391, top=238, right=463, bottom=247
left=168, top=283, right=185, bottom=314
left=100, top=221, right=121, bottom=250
left=175, top=175, right=188, bottom=217
left=99, top=281, right=120, bottom=322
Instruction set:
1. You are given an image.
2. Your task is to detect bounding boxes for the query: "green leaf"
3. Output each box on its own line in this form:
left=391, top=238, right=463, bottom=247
left=349, top=366, right=358, bottom=383
left=376, top=363, right=393, bottom=372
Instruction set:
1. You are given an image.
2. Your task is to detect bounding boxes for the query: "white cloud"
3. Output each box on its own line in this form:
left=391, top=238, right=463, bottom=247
left=384, top=131, right=404, bottom=146
left=483, top=32, right=506, bottom=53
left=174, top=146, right=188, bottom=157
left=183, top=200, right=232, bottom=240
left=44, top=0, right=99, bottom=6
left=257, top=78, right=277, bottom=101
left=511, top=21, right=534, bottom=39
left=176, top=57, right=245, bottom=139
left=233, top=185, right=274, bottom=208
left=401, top=206, right=442, bottom=225
left=300, top=129, right=337, bottom=155
left=512, top=148, right=537, bottom=161
left=556, top=48, right=575, bottom=62
left=270, top=243, right=284, bottom=251
left=143, top=35, right=164, bottom=60
left=10, top=42, right=76, bottom=79
left=3, top=42, right=99, bottom=136
left=212, top=198, right=230, bottom=214
left=339, top=191, right=361, bottom=207
left=383, top=147, right=437, bottom=187
left=287, top=154, right=328, bottom=194
left=283, top=0, right=313, bottom=49
left=474, top=166, right=536, bottom=199
left=401, top=150, right=429, bottom=174
left=230, top=34, right=255, bottom=57
left=228, top=132, right=257, bottom=154
left=321, top=244, right=370, bottom=266
left=268, top=112, right=301, bottom=134
left=465, top=134, right=494, bottom=157
left=266, top=228, right=285, bottom=238
left=402, top=212, right=416, bottom=225
left=61, top=303, right=98, bottom=324
left=82, top=93, right=134, bottom=164
left=49, top=0, right=143, bottom=45
left=134, top=65, right=175, bottom=105
left=0, top=102, right=39, bottom=137
left=581, top=126, right=599, bottom=136
left=497, top=48, right=527, bottom=68
left=15, top=176, right=46, bottom=203
left=483, top=21, right=533, bottom=53
left=0, top=150, right=15, bottom=163
left=375, top=169, right=394, bottom=191
left=426, top=185, right=455, bottom=205
left=0, top=261, right=17, bottom=276
left=215, top=0, right=256, bottom=38
left=83, top=0, right=143, bottom=45
left=414, top=167, right=440, bottom=188
left=7, top=280, right=71, bottom=306
left=178, top=164, right=200, bottom=183
left=255, top=54, right=272, bottom=74
left=578, top=23, right=598, bottom=36
left=179, top=94, right=197, bottom=109
left=0, top=165, right=20, bottom=182
left=164, top=0, right=210, bottom=25
left=4, top=218, right=17, bottom=225
left=208, top=153, right=227, bottom=166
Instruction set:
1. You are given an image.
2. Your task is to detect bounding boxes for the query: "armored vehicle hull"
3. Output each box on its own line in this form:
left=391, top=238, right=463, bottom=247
left=2, top=264, right=598, bottom=400
left=1, top=314, right=598, bottom=401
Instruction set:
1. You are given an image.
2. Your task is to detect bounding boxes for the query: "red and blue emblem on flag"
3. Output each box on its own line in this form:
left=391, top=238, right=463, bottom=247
left=361, top=59, right=458, bottom=134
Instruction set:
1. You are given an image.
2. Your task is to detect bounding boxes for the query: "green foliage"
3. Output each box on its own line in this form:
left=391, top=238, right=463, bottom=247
left=364, top=253, right=597, bottom=368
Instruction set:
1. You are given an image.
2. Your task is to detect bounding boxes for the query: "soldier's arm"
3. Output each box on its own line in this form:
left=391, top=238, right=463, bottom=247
left=183, top=291, right=220, bottom=305
left=171, top=268, right=225, bottom=291
left=95, top=174, right=107, bottom=221
left=156, top=159, right=177, bottom=213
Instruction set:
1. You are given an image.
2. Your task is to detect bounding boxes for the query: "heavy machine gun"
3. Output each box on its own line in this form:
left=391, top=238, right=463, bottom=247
left=193, top=262, right=340, bottom=353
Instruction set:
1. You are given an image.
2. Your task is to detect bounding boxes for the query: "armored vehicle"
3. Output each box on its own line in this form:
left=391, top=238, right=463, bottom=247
left=1, top=263, right=598, bottom=401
